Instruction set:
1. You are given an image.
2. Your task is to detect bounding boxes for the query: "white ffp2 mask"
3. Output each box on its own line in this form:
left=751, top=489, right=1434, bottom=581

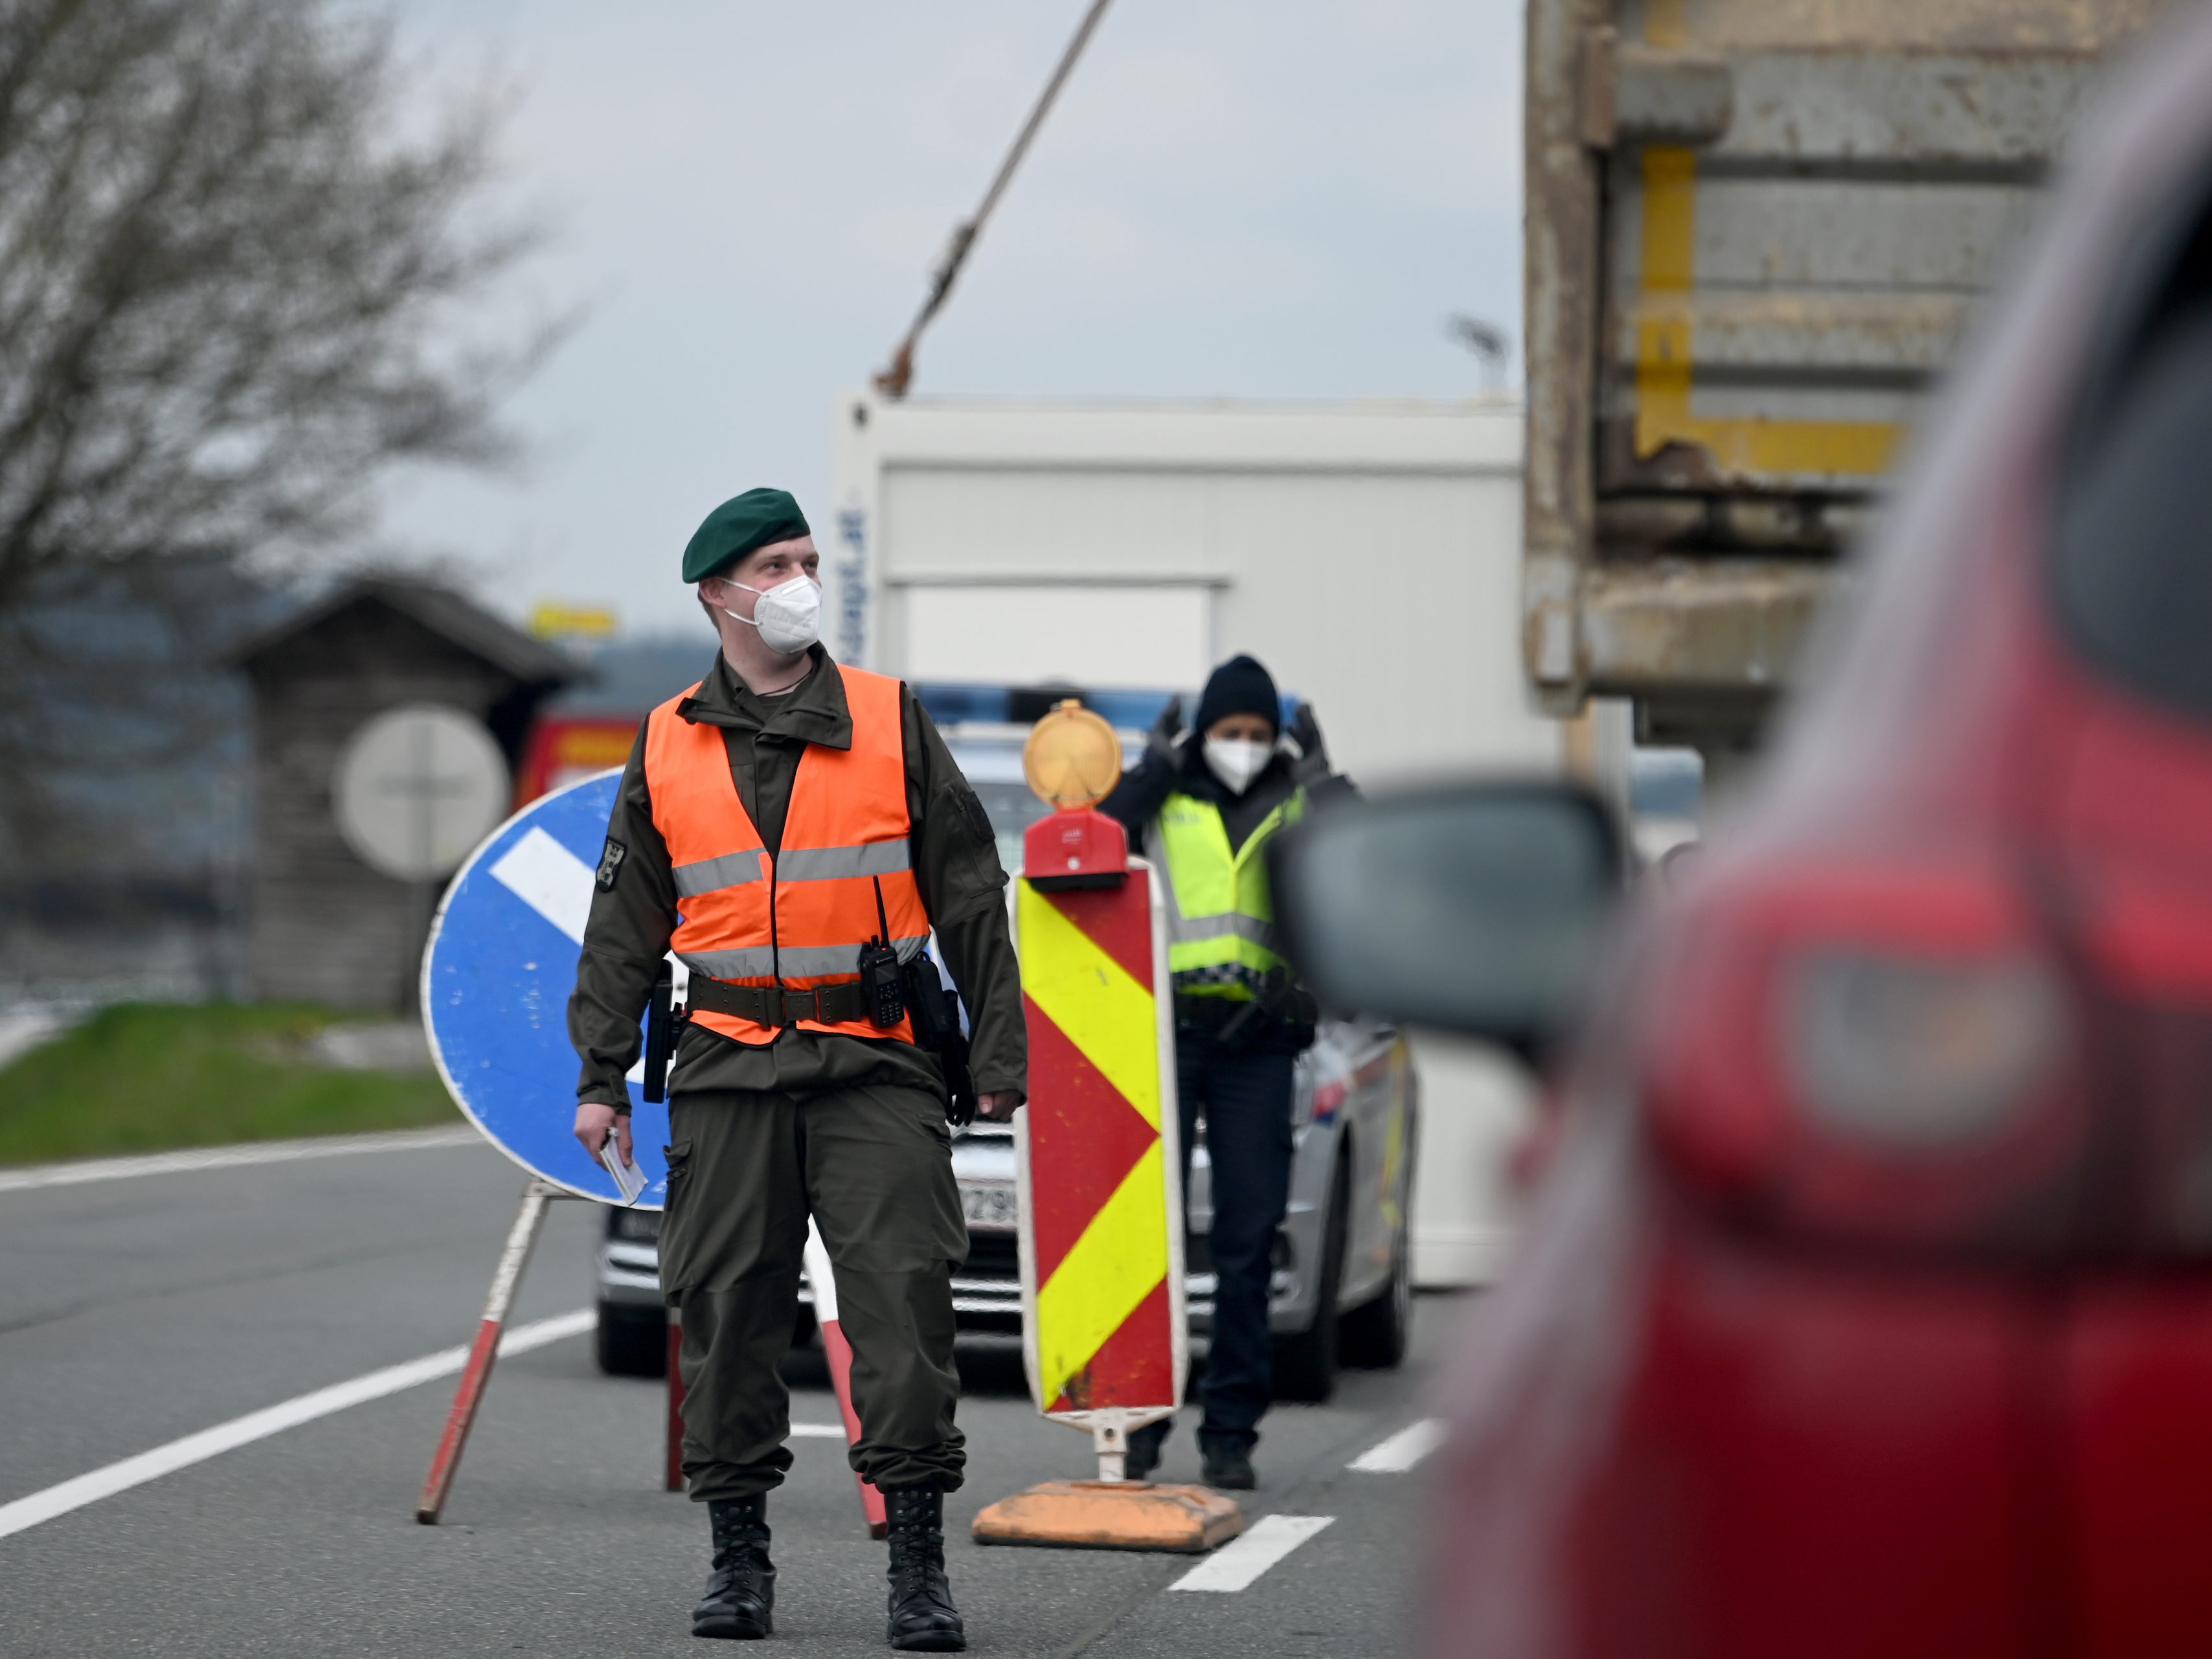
left=1204, top=737, right=1271, bottom=795
left=722, top=573, right=822, bottom=655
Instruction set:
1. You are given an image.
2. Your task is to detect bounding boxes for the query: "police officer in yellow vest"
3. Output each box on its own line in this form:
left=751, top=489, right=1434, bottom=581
left=567, top=489, right=1026, bottom=1651
left=1098, top=654, right=1350, bottom=1490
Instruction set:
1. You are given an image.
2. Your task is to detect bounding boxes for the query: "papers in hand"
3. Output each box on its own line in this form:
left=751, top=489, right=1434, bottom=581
left=598, top=1137, right=646, bottom=1206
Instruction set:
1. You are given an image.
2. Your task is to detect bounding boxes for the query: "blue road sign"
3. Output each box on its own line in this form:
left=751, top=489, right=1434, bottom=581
left=421, top=769, right=668, bottom=1207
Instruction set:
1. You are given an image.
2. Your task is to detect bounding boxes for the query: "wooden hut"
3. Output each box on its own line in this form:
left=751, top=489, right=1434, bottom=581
left=227, top=580, right=578, bottom=1010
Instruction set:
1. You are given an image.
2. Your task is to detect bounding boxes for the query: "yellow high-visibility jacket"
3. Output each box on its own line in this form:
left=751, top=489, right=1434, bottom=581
left=1146, top=787, right=1305, bottom=1000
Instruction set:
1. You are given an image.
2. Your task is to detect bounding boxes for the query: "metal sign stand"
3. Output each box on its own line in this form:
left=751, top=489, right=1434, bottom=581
left=412, top=1180, right=886, bottom=1531
left=416, top=1177, right=571, bottom=1524
left=411, top=1178, right=697, bottom=1522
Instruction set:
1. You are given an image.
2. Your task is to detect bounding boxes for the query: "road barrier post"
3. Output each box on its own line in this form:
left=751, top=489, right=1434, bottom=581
left=971, top=718, right=1244, bottom=1553
left=805, top=1219, right=890, bottom=1537
left=664, top=1310, right=685, bottom=1493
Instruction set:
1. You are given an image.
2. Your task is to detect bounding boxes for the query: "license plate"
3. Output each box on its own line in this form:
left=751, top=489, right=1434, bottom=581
left=961, top=1182, right=1019, bottom=1230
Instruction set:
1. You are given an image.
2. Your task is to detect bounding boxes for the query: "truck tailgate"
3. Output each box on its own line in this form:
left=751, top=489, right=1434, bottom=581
left=1524, top=0, right=2178, bottom=748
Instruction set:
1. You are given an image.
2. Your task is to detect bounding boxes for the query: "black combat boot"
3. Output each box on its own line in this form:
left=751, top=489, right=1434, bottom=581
left=1200, top=1439, right=1256, bottom=1491
left=694, top=1494, right=774, bottom=1640
left=883, top=1485, right=965, bottom=1652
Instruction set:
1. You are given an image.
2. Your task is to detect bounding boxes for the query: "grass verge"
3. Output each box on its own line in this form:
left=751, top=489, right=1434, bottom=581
left=0, top=1002, right=459, bottom=1168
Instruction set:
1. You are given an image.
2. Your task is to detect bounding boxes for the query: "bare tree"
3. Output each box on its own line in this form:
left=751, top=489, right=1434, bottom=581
left=0, top=0, right=558, bottom=870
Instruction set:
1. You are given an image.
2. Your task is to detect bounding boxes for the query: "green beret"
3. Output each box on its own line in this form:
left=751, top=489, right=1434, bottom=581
left=681, top=488, right=812, bottom=583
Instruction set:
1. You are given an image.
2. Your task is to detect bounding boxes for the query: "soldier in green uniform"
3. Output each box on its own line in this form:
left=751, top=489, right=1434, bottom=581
left=567, top=489, right=1026, bottom=1651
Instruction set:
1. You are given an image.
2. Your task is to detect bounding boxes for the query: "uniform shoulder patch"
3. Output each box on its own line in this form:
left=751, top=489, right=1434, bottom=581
left=956, top=783, right=995, bottom=844
left=594, top=838, right=628, bottom=891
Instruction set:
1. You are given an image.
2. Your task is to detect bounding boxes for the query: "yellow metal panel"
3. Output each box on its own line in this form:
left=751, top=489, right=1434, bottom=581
left=1633, top=146, right=1903, bottom=480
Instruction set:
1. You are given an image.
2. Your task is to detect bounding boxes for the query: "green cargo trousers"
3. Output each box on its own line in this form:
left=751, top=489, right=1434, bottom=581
left=659, top=1083, right=969, bottom=1500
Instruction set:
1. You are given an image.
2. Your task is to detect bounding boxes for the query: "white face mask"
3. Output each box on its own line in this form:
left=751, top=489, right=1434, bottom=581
left=1204, top=737, right=1272, bottom=796
left=722, top=572, right=822, bottom=655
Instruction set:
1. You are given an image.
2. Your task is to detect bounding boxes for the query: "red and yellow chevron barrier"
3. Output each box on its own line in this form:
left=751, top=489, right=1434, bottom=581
left=1013, top=865, right=1186, bottom=1425
left=973, top=712, right=1238, bottom=1553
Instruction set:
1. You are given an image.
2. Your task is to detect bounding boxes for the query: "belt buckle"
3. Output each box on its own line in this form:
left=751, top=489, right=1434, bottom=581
left=778, top=988, right=813, bottom=1027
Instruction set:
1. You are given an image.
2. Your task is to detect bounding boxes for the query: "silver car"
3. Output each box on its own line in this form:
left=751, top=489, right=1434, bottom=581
left=594, top=700, right=1420, bottom=1403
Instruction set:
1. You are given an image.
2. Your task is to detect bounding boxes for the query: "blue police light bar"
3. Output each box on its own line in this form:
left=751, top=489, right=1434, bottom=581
left=910, top=683, right=1010, bottom=725
left=914, top=681, right=1305, bottom=734
left=913, top=682, right=1174, bottom=730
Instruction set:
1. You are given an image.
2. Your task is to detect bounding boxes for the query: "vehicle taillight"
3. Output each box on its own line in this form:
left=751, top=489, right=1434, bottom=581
left=1639, top=853, right=2092, bottom=1256
left=1298, top=1077, right=1347, bottom=1130
left=1787, top=948, right=2069, bottom=1149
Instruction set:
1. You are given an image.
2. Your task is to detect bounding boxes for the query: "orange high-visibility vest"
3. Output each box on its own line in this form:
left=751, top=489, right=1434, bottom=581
left=644, top=663, right=928, bottom=1045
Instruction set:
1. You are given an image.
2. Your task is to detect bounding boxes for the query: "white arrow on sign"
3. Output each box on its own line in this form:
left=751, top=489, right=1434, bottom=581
left=486, top=825, right=681, bottom=1084
left=488, top=828, right=593, bottom=944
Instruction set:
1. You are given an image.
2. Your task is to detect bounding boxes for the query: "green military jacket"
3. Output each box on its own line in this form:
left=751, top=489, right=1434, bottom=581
left=568, top=645, right=1027, bottom=1108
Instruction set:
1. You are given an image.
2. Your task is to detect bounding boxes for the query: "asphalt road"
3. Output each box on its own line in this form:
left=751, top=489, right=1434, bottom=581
left=0, top=1134, right=1461, bottom=1658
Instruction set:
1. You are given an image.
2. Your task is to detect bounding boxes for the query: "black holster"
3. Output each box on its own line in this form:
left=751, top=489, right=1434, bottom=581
left=643, top=960, right=684, bottom=1103
left=903, top=950, right=978, bottom=1126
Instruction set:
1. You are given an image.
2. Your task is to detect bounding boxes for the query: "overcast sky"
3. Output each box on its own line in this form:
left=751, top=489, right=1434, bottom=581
left=381, top=1, right=1524, bottom=635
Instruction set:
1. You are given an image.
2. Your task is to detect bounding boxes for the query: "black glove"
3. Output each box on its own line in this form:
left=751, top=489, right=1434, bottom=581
left=1287, top=703, right=1331, bottom=785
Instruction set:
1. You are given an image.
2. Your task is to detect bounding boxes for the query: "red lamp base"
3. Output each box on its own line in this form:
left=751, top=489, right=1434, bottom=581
left=1024, top=809, right=1129, bottom=890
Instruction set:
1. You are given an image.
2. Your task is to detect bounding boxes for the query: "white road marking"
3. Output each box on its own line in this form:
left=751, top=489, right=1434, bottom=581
left=0, top=1308, right=594, bottom=1542
left=0, top=1126, right=480, bottom=1194
left=1349, top=1417, right=1447, bottom=1474
left=1168, top=1514, right=1335, bottom=1593
left=490, top=825, right=595, bottom=943
left=789, top=1423, right=846, bottom=1438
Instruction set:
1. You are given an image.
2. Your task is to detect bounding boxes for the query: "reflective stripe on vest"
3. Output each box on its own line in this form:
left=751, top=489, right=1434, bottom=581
left=643, top=663, right=929, bottom=1046
left=1146, top=788, right=1302, bottom=999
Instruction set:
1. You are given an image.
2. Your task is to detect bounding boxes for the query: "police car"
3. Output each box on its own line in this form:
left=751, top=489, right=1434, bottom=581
left=594, top=684, right=1419, bottom=1403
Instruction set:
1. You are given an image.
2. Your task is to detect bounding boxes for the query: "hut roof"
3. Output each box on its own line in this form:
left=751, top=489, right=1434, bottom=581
left=225, top=578, right=581, bottom=688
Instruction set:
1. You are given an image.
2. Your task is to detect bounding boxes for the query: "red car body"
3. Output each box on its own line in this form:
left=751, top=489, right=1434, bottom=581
left=1431, top=16, right=2212, bottom=1658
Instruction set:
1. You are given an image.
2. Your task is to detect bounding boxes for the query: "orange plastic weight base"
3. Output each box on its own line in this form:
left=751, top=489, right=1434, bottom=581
left=971, top=1481, right=1245, bottom=1553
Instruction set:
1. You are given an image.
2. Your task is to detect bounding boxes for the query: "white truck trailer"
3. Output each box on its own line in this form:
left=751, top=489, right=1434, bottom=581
left=826, top=392, right=1557, bottom=1285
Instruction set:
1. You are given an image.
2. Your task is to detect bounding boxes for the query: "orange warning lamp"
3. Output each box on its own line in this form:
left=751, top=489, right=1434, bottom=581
left=1022, top=699, right=1129, bottom=888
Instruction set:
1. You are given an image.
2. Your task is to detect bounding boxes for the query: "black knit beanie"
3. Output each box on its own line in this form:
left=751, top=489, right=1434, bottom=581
left=1193, top=654, right=1280, bottom=736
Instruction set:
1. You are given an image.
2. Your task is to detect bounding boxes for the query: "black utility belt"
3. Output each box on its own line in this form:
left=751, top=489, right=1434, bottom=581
left=660, top=955, right=976, bottom=1125
left=1175, top=991, right=1261, bottom=1023
left=1173, top=988, right=1319, bottom=1052
left=686, top=976, right=872, bottom=1028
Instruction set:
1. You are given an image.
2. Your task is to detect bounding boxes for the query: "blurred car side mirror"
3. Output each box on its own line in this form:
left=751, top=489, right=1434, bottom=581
left=1269, top=781, right=1625, bottom=1057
